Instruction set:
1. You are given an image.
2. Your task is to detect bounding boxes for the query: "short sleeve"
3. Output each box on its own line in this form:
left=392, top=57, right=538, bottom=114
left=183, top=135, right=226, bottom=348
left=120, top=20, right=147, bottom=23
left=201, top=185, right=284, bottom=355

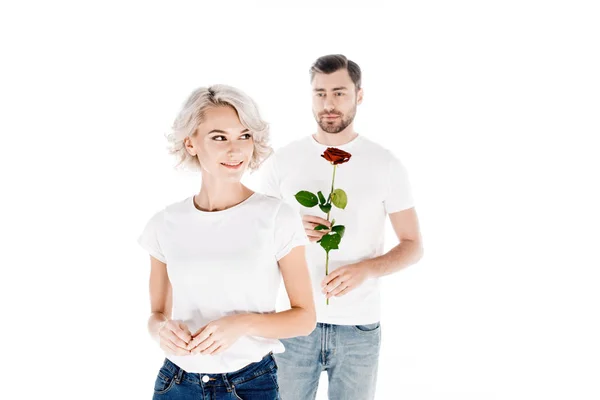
left=256, top=154, right=282, bottom=199
left=274, top=202, right=309, bottom=261
left=137, top=210, right=167, bottom=263
left=383, top=154, right=415, bottom=214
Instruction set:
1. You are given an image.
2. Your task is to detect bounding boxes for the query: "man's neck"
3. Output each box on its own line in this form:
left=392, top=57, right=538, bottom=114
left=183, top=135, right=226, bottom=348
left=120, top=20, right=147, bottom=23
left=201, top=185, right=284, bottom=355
left=313, top=127, right=358, bottom=147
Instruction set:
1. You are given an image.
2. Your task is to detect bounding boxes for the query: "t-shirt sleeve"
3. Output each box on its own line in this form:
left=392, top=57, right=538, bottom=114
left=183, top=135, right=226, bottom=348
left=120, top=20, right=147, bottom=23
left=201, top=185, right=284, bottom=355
left=383, top=154, right=415, bottom=214
left=137, top=210, right=167, bottom=263
left=274, top=202, right=309, bottom=261
left=256, top=154, right=282, bottom=199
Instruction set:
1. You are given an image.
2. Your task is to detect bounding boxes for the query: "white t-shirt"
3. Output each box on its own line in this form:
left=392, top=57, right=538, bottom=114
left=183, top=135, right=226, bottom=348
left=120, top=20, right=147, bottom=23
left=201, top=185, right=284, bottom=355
left=258, top=135, right=414, bottom=325
left=138, top=192, right=308, bottom=373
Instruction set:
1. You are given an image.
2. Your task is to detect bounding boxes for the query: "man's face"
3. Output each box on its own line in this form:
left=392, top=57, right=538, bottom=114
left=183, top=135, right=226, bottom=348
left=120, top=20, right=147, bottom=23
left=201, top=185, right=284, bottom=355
left=311, top=68, right=363, bottom=134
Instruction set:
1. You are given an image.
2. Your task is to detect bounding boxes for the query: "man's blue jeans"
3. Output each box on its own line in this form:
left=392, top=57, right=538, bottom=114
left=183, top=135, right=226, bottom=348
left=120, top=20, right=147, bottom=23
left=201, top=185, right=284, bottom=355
left=274, top=322, right=381, bottom=400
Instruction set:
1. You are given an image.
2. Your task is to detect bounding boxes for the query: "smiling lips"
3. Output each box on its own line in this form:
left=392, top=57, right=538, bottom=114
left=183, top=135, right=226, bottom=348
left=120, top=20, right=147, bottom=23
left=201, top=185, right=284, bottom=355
left=221, top=161, right=243, bottom=169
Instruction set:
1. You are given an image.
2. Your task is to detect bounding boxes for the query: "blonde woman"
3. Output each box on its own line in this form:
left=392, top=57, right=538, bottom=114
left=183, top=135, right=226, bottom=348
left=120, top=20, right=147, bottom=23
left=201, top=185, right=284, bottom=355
left=138, top=85, right=316, bottom=399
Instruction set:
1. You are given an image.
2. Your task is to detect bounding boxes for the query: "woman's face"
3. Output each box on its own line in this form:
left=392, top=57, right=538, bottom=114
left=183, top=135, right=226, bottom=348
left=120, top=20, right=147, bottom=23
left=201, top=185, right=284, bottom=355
left=185, top=106, right=254, bottom=182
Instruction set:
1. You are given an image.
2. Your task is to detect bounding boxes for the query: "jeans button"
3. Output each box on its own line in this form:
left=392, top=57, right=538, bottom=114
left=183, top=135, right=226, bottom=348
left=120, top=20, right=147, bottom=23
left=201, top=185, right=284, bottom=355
left=202, top=375, right=210, bottom=383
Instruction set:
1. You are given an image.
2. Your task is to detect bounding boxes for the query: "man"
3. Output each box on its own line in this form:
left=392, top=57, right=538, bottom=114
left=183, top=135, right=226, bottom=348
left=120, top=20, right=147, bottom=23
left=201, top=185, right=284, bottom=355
left=258, top=54, right=423, bottom=400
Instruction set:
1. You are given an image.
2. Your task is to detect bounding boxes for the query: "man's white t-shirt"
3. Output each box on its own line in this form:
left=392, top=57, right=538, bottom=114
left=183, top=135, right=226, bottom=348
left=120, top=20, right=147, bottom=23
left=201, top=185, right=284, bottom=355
left=258, top=135, right=414, bottom=325
left=138, top=192, right=308, bottom=373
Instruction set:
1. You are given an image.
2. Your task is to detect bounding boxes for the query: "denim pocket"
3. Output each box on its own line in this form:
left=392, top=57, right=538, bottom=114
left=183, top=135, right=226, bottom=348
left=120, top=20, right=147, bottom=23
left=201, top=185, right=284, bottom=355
left=153, top=366, right=175, bottom=395
left=354, top=322, right=381, bottom=333
left=232, top=368, right=279, bottom=399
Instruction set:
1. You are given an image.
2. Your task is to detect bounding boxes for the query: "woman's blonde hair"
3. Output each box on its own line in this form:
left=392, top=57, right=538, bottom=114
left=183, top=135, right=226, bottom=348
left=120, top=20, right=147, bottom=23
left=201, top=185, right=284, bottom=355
left=167, top=84, right=272, bottom=172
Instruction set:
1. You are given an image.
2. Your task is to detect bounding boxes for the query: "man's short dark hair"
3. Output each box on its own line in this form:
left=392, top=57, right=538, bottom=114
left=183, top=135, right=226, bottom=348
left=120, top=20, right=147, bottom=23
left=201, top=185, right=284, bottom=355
left=310, top=54, right=362, bottom=90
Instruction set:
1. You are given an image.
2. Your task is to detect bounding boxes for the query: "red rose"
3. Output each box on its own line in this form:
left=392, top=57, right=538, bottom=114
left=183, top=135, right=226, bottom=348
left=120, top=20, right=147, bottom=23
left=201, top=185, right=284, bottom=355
left=321, top=147, right=352, bottom=165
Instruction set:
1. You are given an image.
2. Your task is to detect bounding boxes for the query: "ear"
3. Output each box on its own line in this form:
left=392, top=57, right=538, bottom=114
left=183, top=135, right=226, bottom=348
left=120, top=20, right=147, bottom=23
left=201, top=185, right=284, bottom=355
left=184, top=136, right=197, bottom=156
left=356, top=88, right=364, bottom=105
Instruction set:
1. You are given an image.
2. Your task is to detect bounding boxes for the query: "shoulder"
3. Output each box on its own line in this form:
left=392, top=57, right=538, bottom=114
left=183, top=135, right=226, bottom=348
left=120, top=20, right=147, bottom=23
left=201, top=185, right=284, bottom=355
left=145, top=197, right=193, bottom=225
left=251, top=192, right=288, bottom=210
left=162, top=196, right=193, bottom=215
left=252, top=193, right=298, bottom=218
left=357, top=136, right=399, bottom=161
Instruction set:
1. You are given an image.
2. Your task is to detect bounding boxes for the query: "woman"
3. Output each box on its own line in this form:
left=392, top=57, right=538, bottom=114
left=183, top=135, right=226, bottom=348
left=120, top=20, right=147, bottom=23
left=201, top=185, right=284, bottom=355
left=138, top=85, right=316, bottom=399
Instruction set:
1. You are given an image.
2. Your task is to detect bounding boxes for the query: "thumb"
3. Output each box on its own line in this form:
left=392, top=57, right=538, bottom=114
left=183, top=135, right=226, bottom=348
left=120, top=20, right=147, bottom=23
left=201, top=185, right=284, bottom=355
left=188, top=326, right=207, bottom=348
left=172, top=321, right=192, bottom=344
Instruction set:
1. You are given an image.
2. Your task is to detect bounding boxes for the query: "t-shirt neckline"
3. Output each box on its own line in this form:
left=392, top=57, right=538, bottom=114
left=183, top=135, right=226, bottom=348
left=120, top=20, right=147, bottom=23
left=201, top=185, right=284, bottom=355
left=308, top=133, right=363, bottom=151
left=190, top=192, right=258, bottom=215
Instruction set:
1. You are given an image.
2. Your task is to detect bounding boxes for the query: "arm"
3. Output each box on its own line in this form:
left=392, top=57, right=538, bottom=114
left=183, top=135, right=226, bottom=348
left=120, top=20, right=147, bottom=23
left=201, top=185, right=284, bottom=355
left=322, top=207, right=424, bottom=298
left=147, top=256, right=192, bottom=354
left=147, top=256, right=172, bottom=342
left=188, top=246, right=317, bottom=355
left=363, top=207, right=423, bottom=278
left=241, top=245, right=316, bottom=338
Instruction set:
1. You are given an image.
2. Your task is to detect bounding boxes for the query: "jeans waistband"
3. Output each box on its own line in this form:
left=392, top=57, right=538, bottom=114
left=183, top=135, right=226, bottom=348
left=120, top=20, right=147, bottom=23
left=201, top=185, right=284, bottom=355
left=161, top=352, right=277, bottom=388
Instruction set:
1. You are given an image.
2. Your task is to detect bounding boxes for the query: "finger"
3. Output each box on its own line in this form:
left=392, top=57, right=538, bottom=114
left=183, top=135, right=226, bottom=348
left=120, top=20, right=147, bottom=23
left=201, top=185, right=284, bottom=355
left=167, top=331, right=190, bottom=349
left=305, top=228, right=322, bottom=237
left=323, top=276, right=345, bottom=294
left=333, top=286, right=352, bottom=298
left=193, top=337, right=215, bottom=353
left=303, top=215, right=331, bottom=226
left=171, top=322, right=192, bottom=344
left=322, top=269, right=343, bottom=288
left=303, top=222, right=329, bottom=232
left=202, top=341, right=221, bottom=355
left=211, top=345, right=226, bottom=355
left=187, top=326, right=207, bottom=349
left=180, top=322, right=193, bottom=339
left=162, top=340, right=189, bottom=356
left=328, top=281, right=350, bottom=297
left=190, top=327, right=214, bottom=350
left=307, top=231, right=327, bottom=240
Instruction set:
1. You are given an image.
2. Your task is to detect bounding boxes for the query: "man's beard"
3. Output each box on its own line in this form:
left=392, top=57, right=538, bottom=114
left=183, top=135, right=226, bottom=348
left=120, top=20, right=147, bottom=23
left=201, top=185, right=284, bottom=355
left=315, top=106, right=357, bottom=134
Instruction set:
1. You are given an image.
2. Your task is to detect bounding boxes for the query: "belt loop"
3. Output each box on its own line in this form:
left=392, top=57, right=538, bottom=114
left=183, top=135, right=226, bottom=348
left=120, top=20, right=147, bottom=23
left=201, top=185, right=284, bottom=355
left=222, top=373, right=233, bottom=391
left=175, top=367, right=184, bottom=384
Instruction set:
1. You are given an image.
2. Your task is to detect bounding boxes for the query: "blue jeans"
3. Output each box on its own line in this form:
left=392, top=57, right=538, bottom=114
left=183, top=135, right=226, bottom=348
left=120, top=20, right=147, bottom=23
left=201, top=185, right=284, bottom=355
left=274, top=322, right=381, bottom=400
left=152, top=352, right=280, bottom=399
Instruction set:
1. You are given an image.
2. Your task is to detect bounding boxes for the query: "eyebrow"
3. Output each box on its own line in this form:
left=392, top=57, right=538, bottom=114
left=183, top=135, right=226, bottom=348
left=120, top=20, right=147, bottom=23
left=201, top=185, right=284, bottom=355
left=313, top=87, right=348, bottom=92
left=208, top=128, right=250, bottom=135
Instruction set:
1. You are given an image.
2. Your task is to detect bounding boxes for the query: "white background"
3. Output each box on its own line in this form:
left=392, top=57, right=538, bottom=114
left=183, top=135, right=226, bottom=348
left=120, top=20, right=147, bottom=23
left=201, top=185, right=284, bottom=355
left=1, top=1, right=599, bottom=399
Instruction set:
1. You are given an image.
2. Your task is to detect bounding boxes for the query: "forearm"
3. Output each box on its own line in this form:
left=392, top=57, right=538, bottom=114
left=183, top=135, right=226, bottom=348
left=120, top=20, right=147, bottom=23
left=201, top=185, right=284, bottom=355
left=365, top=238, right=423, bottom=278
left=147, top=311, right=169, bottom=342
left=239, top=306, right=316, bottom=339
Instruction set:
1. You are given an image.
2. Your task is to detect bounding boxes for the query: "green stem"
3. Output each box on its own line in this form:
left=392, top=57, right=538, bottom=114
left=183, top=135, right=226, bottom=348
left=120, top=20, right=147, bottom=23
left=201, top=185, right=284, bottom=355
left=326, top=164, right=337, bottom=221
left=325, top=164, right=337, bottom=307
left=325, top=251, right=330, bottom=306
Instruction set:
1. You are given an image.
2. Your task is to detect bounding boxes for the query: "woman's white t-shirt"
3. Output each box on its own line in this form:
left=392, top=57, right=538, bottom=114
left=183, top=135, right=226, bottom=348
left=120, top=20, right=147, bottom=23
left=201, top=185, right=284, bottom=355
left=138, top=192, right=308, bottom=373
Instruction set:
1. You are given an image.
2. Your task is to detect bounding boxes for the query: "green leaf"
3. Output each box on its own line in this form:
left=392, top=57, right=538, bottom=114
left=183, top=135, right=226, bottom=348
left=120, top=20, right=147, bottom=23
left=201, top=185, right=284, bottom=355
left=317, top=191, right=326, bottom=205
left=295, top=191, right=318, bottom=208
left=319, top=232, right=341, bottom=253
left=319, top=203, right=332, bottom=214
left=331, top=189, right=348, bottom=209
left=331, top=225, right=345, bottom=238
left=314, top=224, right=329, bottom=231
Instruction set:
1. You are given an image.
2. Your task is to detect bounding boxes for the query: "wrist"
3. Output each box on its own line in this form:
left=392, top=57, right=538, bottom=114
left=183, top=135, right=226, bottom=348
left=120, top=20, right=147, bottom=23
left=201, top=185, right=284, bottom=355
left=237, top=313, right=255, bottom=336
left=362, top=260, right=379, bottom=279
left=149, top=313, right=169, bottom=341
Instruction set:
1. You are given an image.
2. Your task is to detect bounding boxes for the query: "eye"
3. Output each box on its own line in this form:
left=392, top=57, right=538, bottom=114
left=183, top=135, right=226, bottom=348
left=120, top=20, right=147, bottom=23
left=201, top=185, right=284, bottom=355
left=335, top=92, right=344, bottom=96
left=240, top=133, right=252, bottom=140
left=316, top=93, right=325, bottom=97
left=212, top=135, right=227, bottom=141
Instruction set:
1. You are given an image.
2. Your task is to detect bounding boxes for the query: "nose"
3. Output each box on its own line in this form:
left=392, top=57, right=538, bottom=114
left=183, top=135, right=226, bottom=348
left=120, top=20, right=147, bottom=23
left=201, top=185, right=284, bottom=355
left=227, top=142, right=242, bottom=158
left=323, top=97, right=335, bottom=112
